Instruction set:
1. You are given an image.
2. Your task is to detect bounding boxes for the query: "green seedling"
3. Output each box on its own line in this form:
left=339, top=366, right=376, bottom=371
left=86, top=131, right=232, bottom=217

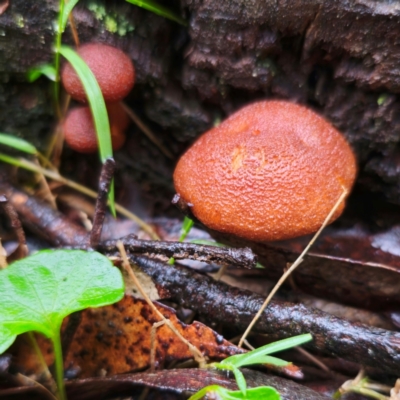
left=125, top=0, right=187, bottom=26
left=189, top=385, right=280, bottom=400
left=189, top=333, right=312, bottom=399
left=0, top=250, right=124, bottom=400
left=168, top=216, right=195, bottom=264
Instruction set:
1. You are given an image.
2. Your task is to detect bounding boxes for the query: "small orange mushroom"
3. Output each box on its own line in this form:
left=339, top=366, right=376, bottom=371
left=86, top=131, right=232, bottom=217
left=63, top=105, right=126, bottom=153
left=173, top=100, right=357, bottom=242
left=61, top=43, right=135, bottom=102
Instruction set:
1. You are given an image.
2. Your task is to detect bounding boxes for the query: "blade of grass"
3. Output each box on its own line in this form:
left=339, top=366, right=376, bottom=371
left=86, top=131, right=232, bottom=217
left=27, top=63, right=57, bottom=83
left=0, top=153, right=159, bottom=240
left=223, top=334, right=312, bottom=368
left=58, top=45, right=116, bottom=216
left=61, top=0, right=80, bottom=32
left=53, top=0, right=65, bottom=118
left=0, top=134, right=37, bottom=155
left=125, top=0, right=187, bottom=26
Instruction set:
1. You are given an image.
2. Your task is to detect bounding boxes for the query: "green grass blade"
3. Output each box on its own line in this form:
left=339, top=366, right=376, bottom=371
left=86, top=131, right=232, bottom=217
left=222, top=334, right=312, bottom=368
left=61, top=0, right=80, bottom=32
left=125, top=0, right=187, bottom=26
left=58, top=45, right=115, bottom=215
left=0, top=134, right=37, bottom=155
left=27, top=63, right=57, bottom=83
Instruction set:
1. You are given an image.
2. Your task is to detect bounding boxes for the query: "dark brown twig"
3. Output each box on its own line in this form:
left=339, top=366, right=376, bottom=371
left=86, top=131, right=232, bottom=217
left=89, top=158, right=116, bottom=249
left=2, top=184, right=88, bottom=246
left=101, top=234, right=257, bottom=268
left=129, top=255, right=400, bottom=376
left=171, top=193, right=195, bottom=219
left=0, top=194, right=28, bottom=258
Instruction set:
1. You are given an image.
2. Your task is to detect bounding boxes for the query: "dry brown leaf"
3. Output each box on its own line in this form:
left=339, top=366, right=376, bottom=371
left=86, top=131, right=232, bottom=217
left=63, top=295, right=243, bottom=378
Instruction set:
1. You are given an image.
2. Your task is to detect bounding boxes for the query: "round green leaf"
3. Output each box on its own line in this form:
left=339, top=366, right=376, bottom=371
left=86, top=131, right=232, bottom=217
left=0, top=250, right=124, bottom=341
left=0, top=326, right=16, bottom=354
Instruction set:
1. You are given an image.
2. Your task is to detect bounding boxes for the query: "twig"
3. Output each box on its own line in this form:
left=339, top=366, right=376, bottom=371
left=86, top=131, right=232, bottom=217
left=89, top=158, right=115, bottom=248
left=121, top=102, right=174, bottom=160
left=0, top=194, right=28, bottom=258
left=0, top=156, right=159, bottom=239
left=101, top=234, right=257, bottom=268
left=68, top=12, right=80, bottom=47
left=116, top=241, right=206, bottom=367
left=238, top=188, right=348, bottom=347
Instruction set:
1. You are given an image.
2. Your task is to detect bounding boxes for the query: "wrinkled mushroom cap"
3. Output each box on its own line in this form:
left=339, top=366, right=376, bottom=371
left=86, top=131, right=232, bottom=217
left=173, top=100, right=357, bottom=242
left=62, top=43, right=135, bottom=102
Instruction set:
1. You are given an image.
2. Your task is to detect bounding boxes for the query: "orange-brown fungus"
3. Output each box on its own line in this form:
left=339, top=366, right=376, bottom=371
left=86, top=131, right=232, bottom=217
left=63, top=106, right=126, bottom=153
left=173, top=100, right=357, bottom=242
left=61, top=43, right=135, bottom=102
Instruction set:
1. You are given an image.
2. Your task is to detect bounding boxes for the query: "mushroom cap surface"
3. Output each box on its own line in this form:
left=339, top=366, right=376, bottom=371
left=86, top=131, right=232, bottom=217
left=61, top=43, right=135, bottom=102
left=63, top=106, right=126, bottom=153
left=173, top=100, right=357, bottom=242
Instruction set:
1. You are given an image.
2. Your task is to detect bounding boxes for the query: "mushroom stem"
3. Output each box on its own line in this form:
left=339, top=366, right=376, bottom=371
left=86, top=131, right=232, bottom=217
left=238, top=187, right=348, bottom=348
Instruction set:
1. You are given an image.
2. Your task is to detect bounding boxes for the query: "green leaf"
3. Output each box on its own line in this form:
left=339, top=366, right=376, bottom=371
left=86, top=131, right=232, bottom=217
left=125, top=0, right=187, bottom=26
left=221, top=334, right=312, bottom=368
left=0, top=326, right=16, bottom=354
left=188, top=385, right=281, bottom=400
left=58, top=45, right=116, bottom=216
left=0, top=250, right=124, bottom=346
left=0, top=134, right=37, bottom=155
left=61, top=0, right=80, bottom=32
left=27, top=63, right=57, bottom=83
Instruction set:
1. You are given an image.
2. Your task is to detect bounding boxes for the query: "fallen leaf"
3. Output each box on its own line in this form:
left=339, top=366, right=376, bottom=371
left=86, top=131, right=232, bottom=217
left=63, top=295, right=244, bottom=378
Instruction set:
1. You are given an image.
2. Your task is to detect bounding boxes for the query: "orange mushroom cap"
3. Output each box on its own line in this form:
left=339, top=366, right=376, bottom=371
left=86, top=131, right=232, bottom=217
left=61, top=43, right=135, bottom=102
left=63, top=105, right=126, bottom=154
left=173, top=100, right=357, bottom=242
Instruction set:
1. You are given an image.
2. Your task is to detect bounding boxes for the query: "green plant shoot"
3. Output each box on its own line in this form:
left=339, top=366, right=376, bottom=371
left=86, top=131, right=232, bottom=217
left=125, top=0, right=187, bottom=26
left=188, top=385, right=281, bottom=400
left=0, top=250, right=124, bottom=400
left=168, top=216, right=194, bottom=264
left=190, top=333, right=313, bottom=398
left=58, top=45, right=116, bottom=216
left=220, top=334, right=313, bottom=369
